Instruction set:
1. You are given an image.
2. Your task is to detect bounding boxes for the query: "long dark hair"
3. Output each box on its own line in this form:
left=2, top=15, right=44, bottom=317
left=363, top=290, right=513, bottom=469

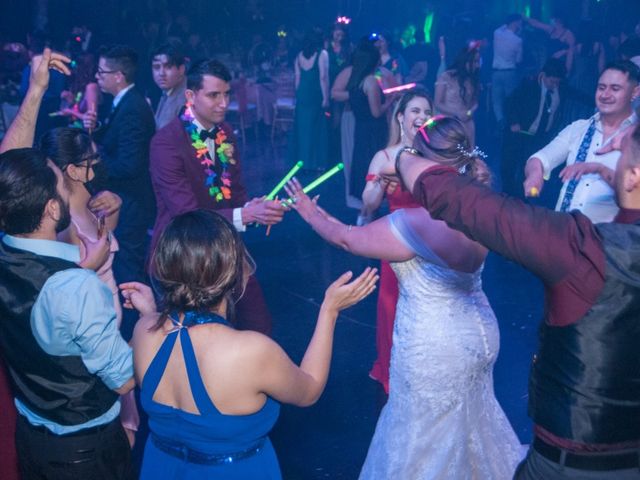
left=39, top=127, right=94, bottom=170
left=447, top=45, right=480, bottom=105
left=346, top=38, right=380, bottom=90
left=150, top=210, right=253, bottom=329
left=301, top=27, right=324, bottom=59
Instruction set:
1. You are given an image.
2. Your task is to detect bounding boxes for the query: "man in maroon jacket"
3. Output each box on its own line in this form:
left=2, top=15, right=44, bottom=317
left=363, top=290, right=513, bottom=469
left=150, top=59, right=285, bottom=334
left=391, top=124, right=640, bottom=478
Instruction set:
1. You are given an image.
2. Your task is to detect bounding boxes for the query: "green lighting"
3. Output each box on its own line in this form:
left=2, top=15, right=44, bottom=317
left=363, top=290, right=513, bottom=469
left=401, top=24, right=417, bottom=48
left=423, top=12, right=434, bottom=44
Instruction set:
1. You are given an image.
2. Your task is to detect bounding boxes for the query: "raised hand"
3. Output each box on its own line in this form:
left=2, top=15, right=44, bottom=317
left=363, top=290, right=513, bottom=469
left=119, top=282, right=157, bottom=316
left=595, top=125, right=633, bottom=155
left=559, top=162, right=614, bottom=187
left=83, top=109, right=98, bottom=131
left=30, top=48, right=72, bottom=92
left=322, top=267, right=379, bottom=314
left=88, top=191, right=122, bottom=217
left=77, top=228, right=110, bottom=271
left=283, top=178, right=319, bottom=222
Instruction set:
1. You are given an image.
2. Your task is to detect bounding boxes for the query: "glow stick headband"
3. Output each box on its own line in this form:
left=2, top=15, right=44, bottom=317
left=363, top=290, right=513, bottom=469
left=417, top=115, right=446, bottom=144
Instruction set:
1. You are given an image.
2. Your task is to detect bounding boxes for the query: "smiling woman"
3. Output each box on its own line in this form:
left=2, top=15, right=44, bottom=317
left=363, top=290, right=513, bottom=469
left=356, top=88, right=433, bottom=394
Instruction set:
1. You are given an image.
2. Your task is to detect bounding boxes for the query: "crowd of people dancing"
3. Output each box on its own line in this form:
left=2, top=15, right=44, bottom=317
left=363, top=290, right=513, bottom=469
left=2, top=3, right=640, bottom=479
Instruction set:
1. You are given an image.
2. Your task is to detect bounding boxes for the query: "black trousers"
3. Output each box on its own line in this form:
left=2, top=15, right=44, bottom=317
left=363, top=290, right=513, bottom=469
left=15, top=415, right=133, bottom=480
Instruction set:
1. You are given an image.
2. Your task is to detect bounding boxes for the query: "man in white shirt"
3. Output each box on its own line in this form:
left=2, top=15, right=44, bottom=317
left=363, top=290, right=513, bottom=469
left=492, top=14, right=523, bottom=129
left=524, top=60, right=640, bottom=223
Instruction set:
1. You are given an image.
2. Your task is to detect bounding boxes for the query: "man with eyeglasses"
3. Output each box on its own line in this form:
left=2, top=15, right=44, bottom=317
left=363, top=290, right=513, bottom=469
left=84, top=44, right=156, bottom=339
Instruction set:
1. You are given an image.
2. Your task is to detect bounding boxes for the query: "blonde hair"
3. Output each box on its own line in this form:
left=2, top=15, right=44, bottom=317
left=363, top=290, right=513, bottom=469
left=412, top=116, right=491, bottom=185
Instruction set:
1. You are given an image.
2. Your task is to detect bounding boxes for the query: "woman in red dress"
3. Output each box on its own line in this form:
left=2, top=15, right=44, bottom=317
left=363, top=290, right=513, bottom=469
left=358, top=89, right=433, bottom=393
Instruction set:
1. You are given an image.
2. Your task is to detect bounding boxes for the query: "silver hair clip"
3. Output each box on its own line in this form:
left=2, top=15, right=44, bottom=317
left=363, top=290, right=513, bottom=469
left=458, top=163, right=470, bottom=175
left=456, top=144, right=487, bottom=160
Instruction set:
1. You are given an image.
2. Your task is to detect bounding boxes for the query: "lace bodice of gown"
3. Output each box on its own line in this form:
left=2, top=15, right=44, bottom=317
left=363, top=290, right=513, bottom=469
left=359, top=210, right=520, bottom=479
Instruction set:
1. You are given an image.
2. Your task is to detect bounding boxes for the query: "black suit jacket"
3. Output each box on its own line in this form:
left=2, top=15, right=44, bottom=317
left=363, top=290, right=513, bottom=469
left=94, top=87, right=156, bottom=228
left=505, top=77, right=563, bottom=136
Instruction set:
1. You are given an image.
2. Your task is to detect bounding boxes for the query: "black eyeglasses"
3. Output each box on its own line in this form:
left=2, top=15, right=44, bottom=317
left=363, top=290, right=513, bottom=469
left=79, top=151, right=101, bottom=164
left=63, top=152, right=101, bottom=171
left=96, top=68, right=118, bottom=76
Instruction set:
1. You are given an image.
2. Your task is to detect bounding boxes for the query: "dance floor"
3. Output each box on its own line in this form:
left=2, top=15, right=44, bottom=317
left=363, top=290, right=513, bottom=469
left=243, top=125, right=540, bottom=479
left=133, top=122, right=544, bottom=478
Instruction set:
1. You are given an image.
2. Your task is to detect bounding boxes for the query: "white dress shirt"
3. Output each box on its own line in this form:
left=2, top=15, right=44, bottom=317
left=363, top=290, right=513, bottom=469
left=531, top=112, right=637, bottom=223
left=112, top=83, right=135, bottom=109
left=492, top=25, right=523, bottom=70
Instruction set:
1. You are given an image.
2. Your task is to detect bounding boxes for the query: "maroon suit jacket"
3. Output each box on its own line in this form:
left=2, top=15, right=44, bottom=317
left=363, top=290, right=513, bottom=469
left=149, top=117, right=248, bottom=253
left=149, top=117, right=271, bottom=335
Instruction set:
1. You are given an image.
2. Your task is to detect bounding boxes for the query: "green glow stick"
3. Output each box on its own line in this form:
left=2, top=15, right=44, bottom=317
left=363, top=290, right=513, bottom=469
left=266, top=161, right=303, bottom=200
left=283, top=163, right=344, bottom=204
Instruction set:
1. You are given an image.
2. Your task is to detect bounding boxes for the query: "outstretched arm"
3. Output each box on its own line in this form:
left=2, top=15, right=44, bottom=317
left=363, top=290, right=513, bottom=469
left=284, top=178, right=414, bottom=262
left=254, top=268, right=378, bottom=406
left=0, top=49, right=71, bottom=152
left=394, top=152, right=604, bottom=288
left=524, top=17, right=552, bottom=33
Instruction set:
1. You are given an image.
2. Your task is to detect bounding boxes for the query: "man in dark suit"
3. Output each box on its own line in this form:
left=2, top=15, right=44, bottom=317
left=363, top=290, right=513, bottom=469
left=150, top=59, right=285, bottom=334
left=85, top=45, right=155, bottom=338
left=501, top=58, right=567, bottom=197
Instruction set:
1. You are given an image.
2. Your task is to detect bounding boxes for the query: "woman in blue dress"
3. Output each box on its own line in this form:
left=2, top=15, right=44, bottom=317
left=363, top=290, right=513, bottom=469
left=123, top=210, right=378, bottom=479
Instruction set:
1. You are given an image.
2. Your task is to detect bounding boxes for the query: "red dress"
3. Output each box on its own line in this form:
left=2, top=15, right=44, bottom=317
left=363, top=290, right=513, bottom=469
left=368, top=185, right=420, bottom=394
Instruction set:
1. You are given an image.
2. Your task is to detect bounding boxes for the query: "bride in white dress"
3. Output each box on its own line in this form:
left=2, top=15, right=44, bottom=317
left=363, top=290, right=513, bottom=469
left=285, top=116, right=521, bottom=479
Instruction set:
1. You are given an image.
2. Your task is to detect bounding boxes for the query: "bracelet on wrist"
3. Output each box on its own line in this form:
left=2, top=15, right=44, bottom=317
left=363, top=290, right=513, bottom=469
left=365, top=173, right=380, bottom=183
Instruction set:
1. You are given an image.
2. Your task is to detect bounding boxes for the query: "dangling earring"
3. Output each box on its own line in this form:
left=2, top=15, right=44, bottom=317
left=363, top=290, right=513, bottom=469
left=400, top=122, right=405, bottom=138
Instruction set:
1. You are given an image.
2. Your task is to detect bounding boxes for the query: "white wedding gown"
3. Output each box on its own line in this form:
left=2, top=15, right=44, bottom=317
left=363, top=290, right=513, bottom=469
left=359, top=210, right=521, bottom=480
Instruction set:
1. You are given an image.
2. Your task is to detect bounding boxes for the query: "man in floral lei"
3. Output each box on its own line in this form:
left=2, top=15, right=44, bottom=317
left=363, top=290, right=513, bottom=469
left=150, top=59, right=285, bottom=334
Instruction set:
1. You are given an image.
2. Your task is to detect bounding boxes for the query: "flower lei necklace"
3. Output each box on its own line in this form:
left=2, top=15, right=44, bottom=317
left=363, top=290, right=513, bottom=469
left=181, top=102, right=235, bottom=201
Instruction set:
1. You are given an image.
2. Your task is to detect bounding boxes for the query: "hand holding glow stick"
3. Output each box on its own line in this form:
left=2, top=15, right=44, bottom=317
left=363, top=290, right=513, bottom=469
left=282, top=163, right=344, bottom=205
left=266, top=161, right=303, bottom=200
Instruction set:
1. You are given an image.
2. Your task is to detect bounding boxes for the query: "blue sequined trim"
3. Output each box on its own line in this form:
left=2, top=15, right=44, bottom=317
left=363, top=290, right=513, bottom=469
left=170, top=311, right=230, bottom=329
left=151, top=433, right=265, bottom=465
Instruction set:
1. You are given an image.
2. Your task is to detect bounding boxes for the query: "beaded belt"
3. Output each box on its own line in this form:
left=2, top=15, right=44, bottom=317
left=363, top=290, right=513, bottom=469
left=151, top=433, right=266, bottom=465
left=533, top=437, right=640, bottom=471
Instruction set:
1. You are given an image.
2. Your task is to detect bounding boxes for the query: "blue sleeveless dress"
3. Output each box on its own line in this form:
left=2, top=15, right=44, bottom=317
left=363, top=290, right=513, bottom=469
left=139, top=312, right=282, bottom=479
